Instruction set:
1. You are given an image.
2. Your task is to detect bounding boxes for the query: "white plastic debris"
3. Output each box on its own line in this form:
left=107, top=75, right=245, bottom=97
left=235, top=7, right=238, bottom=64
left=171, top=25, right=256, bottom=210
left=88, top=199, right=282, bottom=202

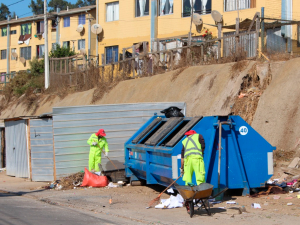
left=287, top=203, right=293, bottom=206
left=108, top=182, right=118, bottom=188
left=94, top=172, right=101, bottom=176
left=167, top=188, right=174, bottom=194
left=251, top=203, right=261, bottom=209
left=226, top=201, right=236, bottom=204
left=155, top=194, right=184, bottom=209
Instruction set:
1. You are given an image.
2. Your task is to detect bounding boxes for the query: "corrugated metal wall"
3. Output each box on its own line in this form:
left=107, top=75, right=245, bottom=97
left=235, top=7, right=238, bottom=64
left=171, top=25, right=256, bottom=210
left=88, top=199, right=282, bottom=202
left=52, top=102, right=186, bottom=178
left=267, top=28, right=287, bottom=53
left=5, top=120, right=29, bottom=178
left=30, top=118, right=54, bottom=181
left=223, top=31, right=257, bottom=58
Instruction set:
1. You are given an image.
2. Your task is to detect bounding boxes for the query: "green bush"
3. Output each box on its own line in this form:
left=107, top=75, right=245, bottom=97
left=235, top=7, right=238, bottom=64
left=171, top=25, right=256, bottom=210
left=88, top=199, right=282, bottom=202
left=49, top=44, right=76, bottom=58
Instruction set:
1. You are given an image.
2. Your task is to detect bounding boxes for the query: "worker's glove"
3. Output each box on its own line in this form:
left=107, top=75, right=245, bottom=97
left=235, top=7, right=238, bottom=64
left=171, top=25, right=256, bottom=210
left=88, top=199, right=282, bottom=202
left=180, top=168, right=184, bottom=175
left=105, top=151, right=108, bottom=157
left=92, top=142, right=97, bottom=146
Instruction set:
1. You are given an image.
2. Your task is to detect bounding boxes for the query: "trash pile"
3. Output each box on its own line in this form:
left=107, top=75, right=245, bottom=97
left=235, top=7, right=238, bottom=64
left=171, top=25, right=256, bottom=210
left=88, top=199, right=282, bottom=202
left=43, top=172, right=85, bottom=190
left=155, top=194, right=185, bottom=209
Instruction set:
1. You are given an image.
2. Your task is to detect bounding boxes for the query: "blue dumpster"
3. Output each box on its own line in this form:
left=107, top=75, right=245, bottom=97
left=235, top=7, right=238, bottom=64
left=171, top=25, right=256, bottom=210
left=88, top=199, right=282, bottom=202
left=124, top=115, right=276, bottom=195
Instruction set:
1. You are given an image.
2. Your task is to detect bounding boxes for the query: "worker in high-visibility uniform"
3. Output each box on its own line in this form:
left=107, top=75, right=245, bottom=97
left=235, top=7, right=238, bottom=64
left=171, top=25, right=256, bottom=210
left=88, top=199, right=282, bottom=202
left=180, top=130, right=206, bottom=185
left=87, top=129, right=109, bottom=172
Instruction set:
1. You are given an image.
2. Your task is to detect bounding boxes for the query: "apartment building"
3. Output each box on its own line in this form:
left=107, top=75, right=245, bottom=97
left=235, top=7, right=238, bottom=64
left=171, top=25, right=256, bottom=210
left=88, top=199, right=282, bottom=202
left=0, top=5, right=96, bottom=75
left=97, top=0, right=300, bottom=63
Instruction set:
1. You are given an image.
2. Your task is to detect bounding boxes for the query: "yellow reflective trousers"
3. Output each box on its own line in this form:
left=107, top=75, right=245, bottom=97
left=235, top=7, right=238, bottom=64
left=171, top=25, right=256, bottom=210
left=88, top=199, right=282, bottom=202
left=182, top=155, right=205, bottom=185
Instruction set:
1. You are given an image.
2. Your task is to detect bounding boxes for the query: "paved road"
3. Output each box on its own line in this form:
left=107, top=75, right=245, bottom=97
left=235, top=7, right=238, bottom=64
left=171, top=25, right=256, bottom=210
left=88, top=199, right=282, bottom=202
left=0, top=192, right=138, bottom=225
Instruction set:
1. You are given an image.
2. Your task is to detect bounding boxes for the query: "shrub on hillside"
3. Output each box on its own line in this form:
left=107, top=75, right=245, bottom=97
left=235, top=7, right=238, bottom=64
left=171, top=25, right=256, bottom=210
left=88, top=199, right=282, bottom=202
left=49, top=44, right=76, bottom=58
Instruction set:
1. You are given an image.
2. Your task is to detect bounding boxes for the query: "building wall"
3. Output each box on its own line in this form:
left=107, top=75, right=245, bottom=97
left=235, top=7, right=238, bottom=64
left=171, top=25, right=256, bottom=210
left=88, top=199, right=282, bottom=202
left=0, top=9, right=96, bottom=74
left=97, top=0, right=268, bottom=63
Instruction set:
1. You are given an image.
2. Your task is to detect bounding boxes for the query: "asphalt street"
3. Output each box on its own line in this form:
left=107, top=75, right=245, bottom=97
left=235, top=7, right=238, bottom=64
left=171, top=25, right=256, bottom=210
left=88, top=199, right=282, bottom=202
left=0, top=192, right=136, bottom=225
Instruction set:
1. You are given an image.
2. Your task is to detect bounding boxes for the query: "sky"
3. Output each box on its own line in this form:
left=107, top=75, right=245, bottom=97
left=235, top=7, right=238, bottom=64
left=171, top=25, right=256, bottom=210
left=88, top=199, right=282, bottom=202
left=0, top=0, right=79, bottom=18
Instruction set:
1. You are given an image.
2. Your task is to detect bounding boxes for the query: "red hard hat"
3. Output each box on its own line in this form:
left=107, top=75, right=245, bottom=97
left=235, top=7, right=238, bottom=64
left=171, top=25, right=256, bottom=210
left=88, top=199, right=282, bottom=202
left=96, top=129, right=106, bottom=137
left=185, top=130, right=197, bottom=136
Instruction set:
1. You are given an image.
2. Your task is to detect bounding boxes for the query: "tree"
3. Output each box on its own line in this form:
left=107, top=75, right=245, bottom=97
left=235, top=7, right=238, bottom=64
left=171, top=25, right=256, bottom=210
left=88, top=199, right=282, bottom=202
left=48, top=0, right=75, bottom=12
left=28, top=0, right=44, bottom=15
left=11, top=12, right=17, bottom=19
left=49, top=44, right=76, bottom=58
left=74, top=0, right=96, bottom=8
left=0, top=3, right=11, bottom=21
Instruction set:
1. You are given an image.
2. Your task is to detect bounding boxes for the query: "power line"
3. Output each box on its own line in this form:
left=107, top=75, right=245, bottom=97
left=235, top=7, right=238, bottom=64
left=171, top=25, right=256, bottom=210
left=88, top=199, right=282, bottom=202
left=7, top=0, right=25, bottom=7
left=19, top=12, right=32, bottom=17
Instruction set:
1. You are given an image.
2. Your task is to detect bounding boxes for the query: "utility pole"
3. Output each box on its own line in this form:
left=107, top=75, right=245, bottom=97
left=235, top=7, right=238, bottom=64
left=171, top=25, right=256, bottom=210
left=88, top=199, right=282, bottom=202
left=96, top=0, right=99, bottom=65
left=44, top=0, right=49, bottom=89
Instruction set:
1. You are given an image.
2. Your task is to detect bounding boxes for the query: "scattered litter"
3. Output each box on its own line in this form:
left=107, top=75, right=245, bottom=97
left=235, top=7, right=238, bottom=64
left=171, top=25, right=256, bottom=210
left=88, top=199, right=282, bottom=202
left=108, top=182, right=118, bottom=188
left=167, top=188, right=174, bottom=194
left=94, top=172, right=102, bottom=176
left=146, top=206, right=150, bottom=209
left=251, top=203, right=261, bottom=209
left=155, top=194, right=184, bottom=209
left=297, top=195, right=300, bottom=199
left=289, top=190, right=294, bottom=193
left=264, top=202, right=269, bottom=206
left=58, top=172, right=85, bottom=190
left=226, top=201, right=236, bottom=204
left=238, top=93, right=247, bottom=98
left=285, top=197, right=293, bottom=199
left=218, top=207, right=225, bottom=209
left=287, top=203, right=293, bottom=206
left=273, top=195, right=281, bottom=200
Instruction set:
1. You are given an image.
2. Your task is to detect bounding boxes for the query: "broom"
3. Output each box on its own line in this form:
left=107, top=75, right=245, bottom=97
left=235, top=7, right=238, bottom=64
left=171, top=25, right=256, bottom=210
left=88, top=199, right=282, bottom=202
left=148, top=174, right=183, bottom=207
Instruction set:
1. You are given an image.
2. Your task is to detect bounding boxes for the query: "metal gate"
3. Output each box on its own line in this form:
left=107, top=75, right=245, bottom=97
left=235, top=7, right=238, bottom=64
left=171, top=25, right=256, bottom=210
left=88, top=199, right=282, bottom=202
left=223, top=31, right=257, bottom=58
left=5, top=120, right=29, bottom=177
left=266, top=28, right=286, bottom=53
left=30, top=118, right=54, bottom=181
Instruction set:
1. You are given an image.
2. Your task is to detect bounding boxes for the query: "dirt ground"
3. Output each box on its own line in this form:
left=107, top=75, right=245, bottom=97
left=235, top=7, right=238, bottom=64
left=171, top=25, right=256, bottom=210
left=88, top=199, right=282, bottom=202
left=1, top=171, right=300, bottom=225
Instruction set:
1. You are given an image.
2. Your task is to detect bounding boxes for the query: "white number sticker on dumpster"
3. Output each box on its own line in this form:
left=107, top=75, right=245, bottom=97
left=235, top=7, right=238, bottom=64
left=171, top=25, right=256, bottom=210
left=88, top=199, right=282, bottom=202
left=239, top=126, right=248, bottom=135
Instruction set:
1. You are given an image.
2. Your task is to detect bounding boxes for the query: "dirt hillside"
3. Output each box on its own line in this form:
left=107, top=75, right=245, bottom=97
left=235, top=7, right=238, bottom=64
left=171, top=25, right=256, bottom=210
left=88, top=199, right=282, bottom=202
left=0, top=58, right=299, bottom=151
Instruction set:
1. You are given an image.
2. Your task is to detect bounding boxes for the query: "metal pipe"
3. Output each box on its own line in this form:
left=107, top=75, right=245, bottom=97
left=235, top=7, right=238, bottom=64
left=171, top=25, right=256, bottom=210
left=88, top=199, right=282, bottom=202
left=7, top=16, right=10, bottom=74
left=96, top=0, right=99, bottom=64
left=88, top=15, right=91, bottom=59
left=261, top=7, right=265, bottom=51
left=44, top=0, right=49, bottom=89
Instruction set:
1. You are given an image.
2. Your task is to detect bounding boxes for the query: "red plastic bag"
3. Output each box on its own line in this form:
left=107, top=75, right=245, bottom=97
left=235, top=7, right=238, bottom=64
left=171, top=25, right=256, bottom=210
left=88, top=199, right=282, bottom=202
left=81, top=168, right=108, bottom=187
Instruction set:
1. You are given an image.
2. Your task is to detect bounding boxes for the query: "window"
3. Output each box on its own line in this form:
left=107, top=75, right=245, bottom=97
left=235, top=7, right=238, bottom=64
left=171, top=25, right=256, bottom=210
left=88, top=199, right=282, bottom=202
left=64, top=17, right=70, bottom=27
left=182, top=0, right=211, bottom=17
left=63, top=41, right=70, bottom=48
left=78, top=14, right=86, bottom=25
left=105, top=46, right=119, bottom=64
left=224, top=0, right=252, bottom=12
left=159, top=0, right=173, bottom=16
left=11, top=48, right=17, bottom=60
left=78, top=39, right=85, bottom=50
left=106, top=2, right=119, bottom=22
left=1, top=50, right=6, bottom=60
left=51, top=20, right=57, bottom=29
left=21, top=23, right=32, bottom=35
left=37, top=45, right=45, bottom=58
left=37, top=21, right=44, bottom=34
left=10, top=30, right=16, bottom=35
left=135, top=0, right=149, bottom=17
left=20, top=46, right=31, bottom=60
left=1, top=28, right=7, bottom=36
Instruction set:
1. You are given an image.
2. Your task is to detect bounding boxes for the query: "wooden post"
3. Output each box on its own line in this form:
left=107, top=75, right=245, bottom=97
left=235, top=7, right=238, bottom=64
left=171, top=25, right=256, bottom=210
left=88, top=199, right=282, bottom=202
left=143, top=41, right=147, bottom=53
left=170, top=50, right=173, bottom=71
left=51, top=118, right=57, bottom=181
left=101, top=54, right=105, bottom=80
left=27, top=119, right=32, bottom=181
left=132, top=46, right=136, bottom=78
left=112, top=51, right=115, bottom=81
left=255, top=12, right=260, bottom=58
left=65, top=59, right=67, bottom=74
left=75, top=57, right=78, bottom=86
left=60, top=59, right=62, bottom=74
left=236, top=18, right=240, bottom=55
left=201, top=45, right=204, bottom=62
left=218, top=22, right=222, bottom=60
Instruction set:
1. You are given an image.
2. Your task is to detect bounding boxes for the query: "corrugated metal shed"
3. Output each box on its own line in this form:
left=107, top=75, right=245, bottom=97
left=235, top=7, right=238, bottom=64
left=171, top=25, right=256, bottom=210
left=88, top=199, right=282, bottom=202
left=52, top=102, right=186, bottom=178
left=30, top=118, right=54, bottom=181
left=5, top=120, right=29, bottom=178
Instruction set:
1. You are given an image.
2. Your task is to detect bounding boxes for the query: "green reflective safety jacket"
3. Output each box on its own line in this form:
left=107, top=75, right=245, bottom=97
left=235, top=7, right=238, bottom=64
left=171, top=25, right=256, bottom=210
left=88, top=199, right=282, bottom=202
left=182, top=134, right=202, bottom=159
left=87, top=133, right=109, bottom=153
